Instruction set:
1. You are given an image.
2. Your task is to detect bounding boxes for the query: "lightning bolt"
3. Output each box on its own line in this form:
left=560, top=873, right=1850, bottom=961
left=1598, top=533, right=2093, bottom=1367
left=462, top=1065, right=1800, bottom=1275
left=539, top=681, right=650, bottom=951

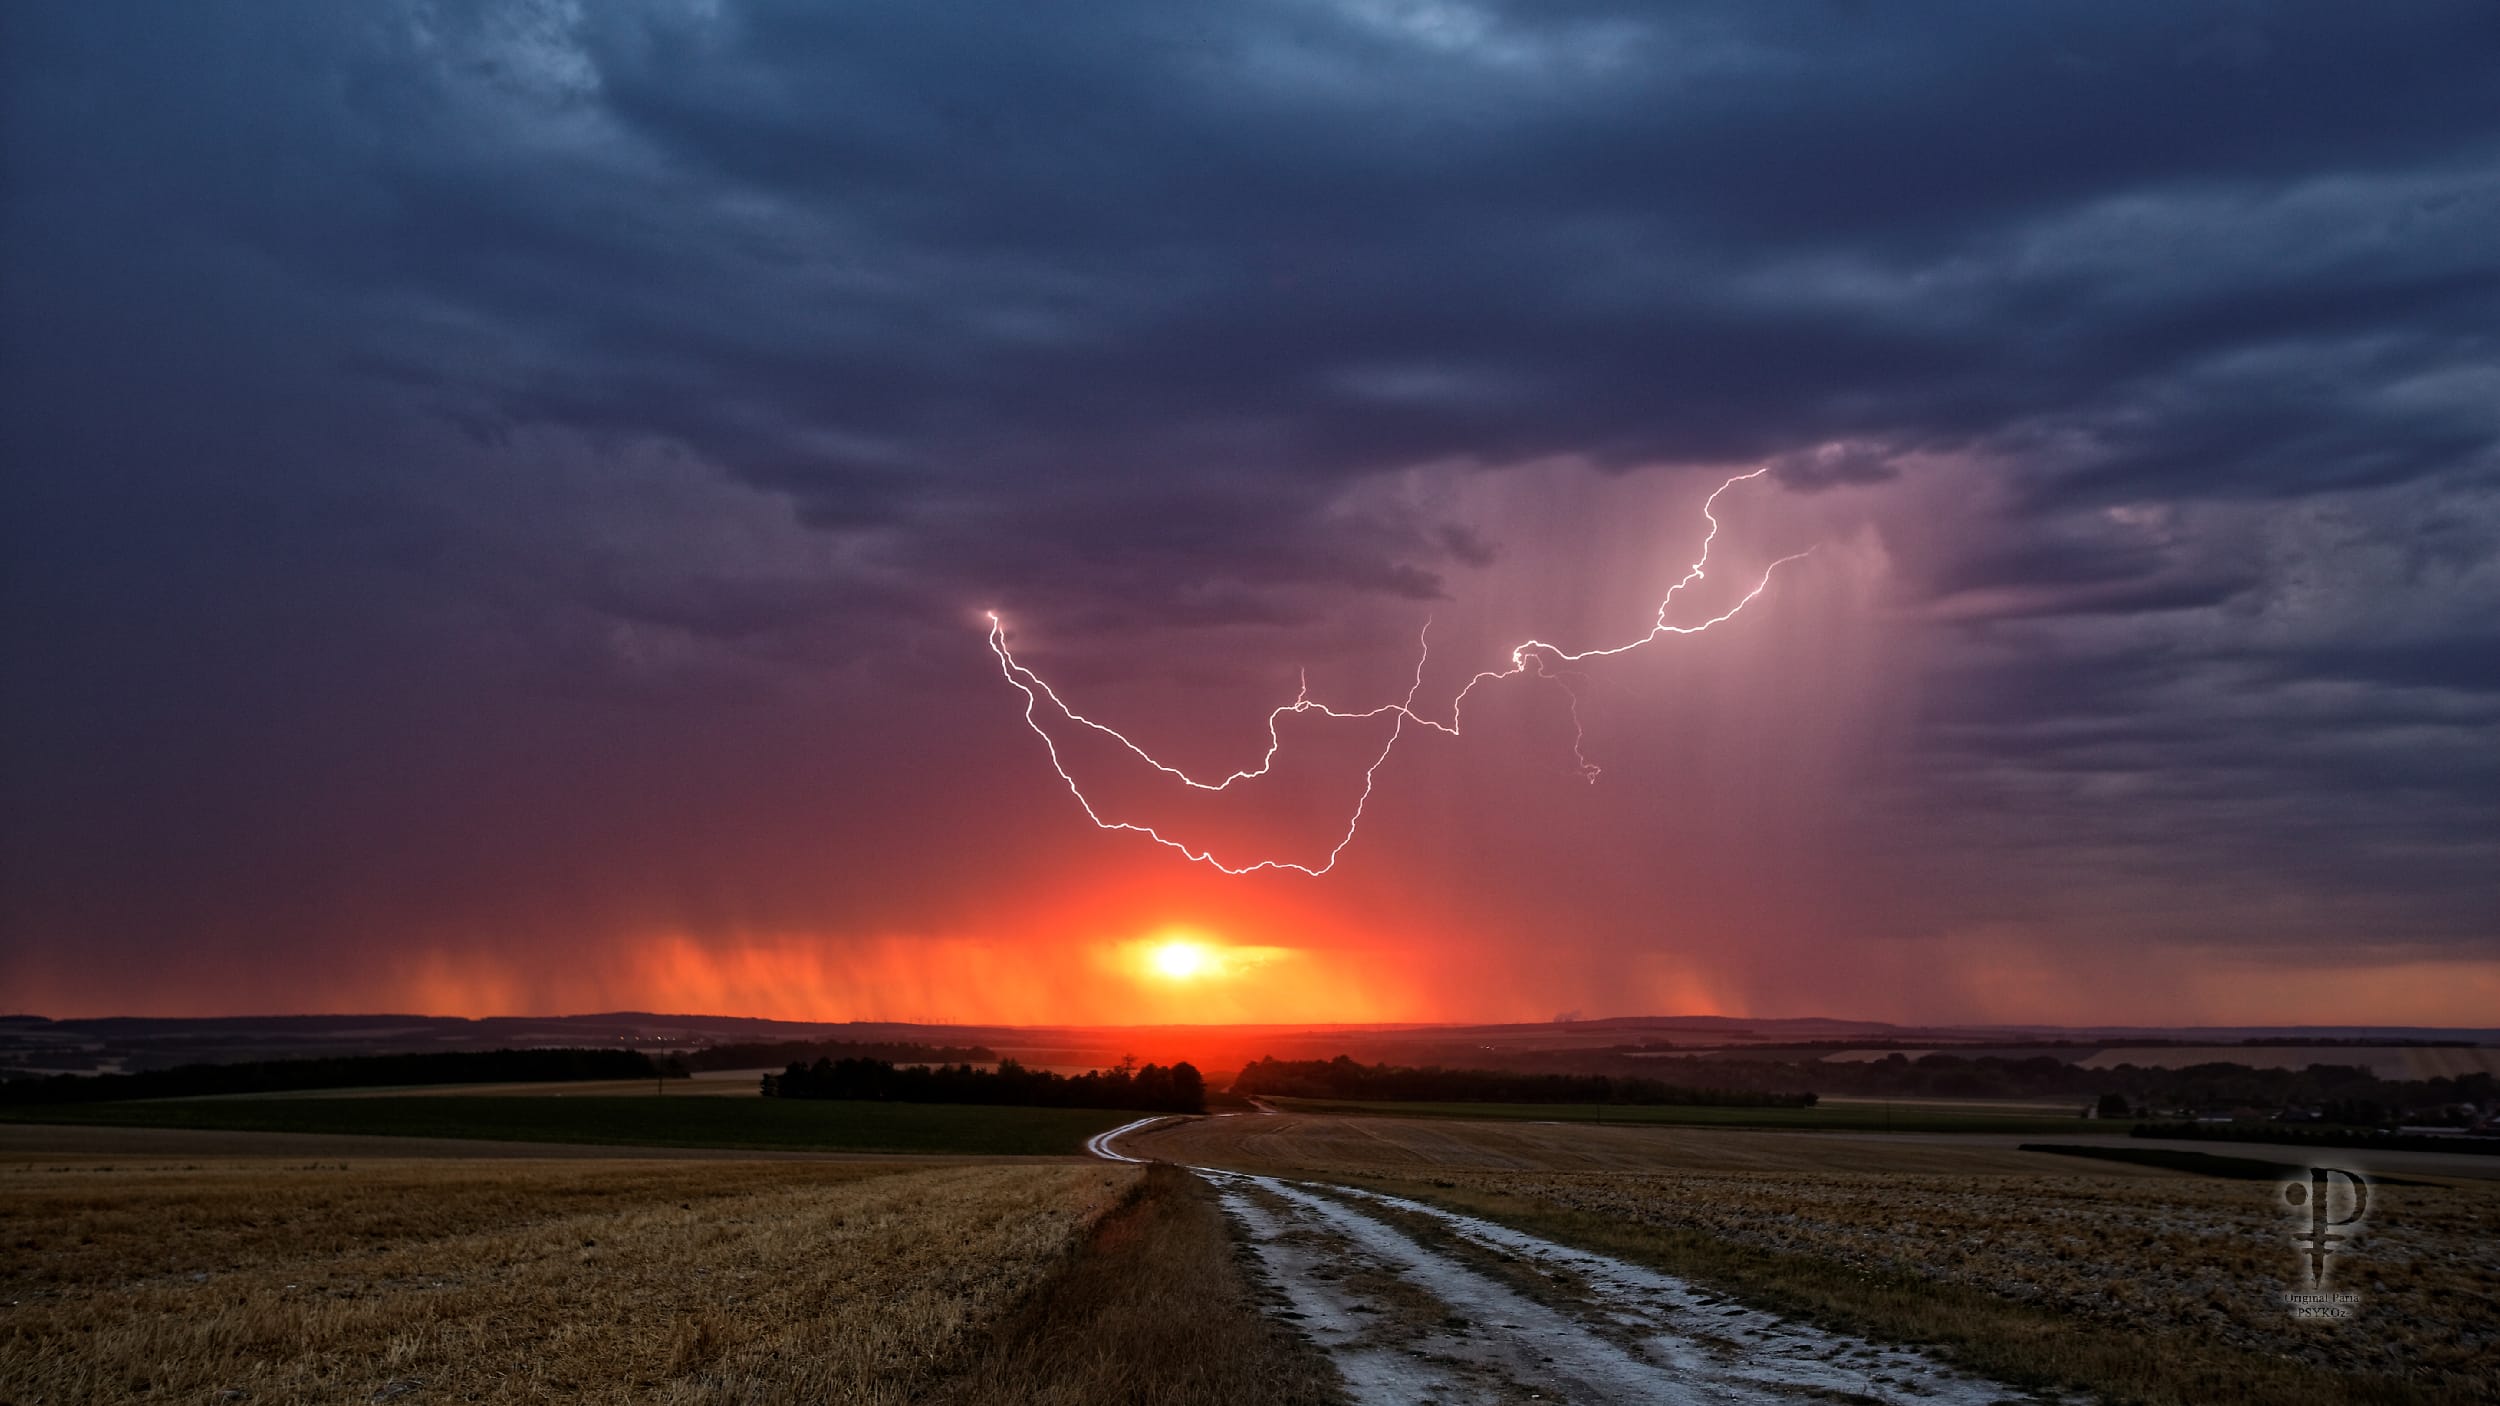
left=987, top=467, right=1808, bottom=875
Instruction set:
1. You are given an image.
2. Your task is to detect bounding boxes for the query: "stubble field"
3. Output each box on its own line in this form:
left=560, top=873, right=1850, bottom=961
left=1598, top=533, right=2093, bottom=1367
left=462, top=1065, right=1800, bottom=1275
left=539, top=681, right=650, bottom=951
left=3, top=1156, right=1140, bottom=1404
left=2, top=1134, right=1350, bottom=1406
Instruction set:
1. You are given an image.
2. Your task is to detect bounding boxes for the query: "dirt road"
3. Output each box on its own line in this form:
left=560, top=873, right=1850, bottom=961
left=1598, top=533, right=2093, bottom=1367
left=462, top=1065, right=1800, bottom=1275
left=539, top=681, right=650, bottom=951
left=1099, top=1122, right=2052, bottom=1405
left=1083, top=1115, right=1170, bottom=1162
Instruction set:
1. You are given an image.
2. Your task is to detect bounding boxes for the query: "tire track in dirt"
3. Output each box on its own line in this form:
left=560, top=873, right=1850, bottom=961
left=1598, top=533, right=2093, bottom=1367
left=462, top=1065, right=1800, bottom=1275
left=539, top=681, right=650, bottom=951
left=1209, top=1170, right=2060, bottom=1405
left=1096, top=1122, right=2058, bottom=1404
left=1084, top=1116, right=1170, bottom=1162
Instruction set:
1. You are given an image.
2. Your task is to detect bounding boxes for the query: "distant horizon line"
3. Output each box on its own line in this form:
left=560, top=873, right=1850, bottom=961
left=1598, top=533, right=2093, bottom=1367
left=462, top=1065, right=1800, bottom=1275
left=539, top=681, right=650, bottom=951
left=7, top=1009, right=2497, bottom=1041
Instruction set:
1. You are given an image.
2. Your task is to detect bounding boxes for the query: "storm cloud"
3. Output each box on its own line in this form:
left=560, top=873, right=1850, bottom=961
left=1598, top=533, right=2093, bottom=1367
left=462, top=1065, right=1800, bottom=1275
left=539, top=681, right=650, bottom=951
left=4, top=1, right=2495, bottom=1020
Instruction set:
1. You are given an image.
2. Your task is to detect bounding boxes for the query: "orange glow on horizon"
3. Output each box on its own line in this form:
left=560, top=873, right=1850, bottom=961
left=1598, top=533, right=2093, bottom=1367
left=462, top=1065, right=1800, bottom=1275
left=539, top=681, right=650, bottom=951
left=358, top=923, right=1437, bottom=1027
left=10, top=931, right=2499, bottom=1027
left=345, top=935, right=2500, bottom=1031
left=18, top=862, right=2496, bottom=1028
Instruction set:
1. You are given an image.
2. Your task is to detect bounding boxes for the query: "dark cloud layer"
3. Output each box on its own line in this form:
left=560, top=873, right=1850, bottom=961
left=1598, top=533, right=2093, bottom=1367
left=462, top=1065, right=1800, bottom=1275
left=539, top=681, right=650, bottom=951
left=3, top=1, right=2494, bottom=1016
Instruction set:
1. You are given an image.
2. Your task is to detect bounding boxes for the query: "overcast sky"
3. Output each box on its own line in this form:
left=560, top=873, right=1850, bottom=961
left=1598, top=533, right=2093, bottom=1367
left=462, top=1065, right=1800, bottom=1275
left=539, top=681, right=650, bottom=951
left=4, top=1, right=2495, bottom=1024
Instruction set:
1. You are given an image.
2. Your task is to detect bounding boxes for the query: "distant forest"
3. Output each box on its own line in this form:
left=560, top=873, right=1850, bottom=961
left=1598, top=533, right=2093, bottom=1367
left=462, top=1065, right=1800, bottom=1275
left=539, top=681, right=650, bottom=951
left=2134, top=1121, right=2500, bottom=1155
left=1379, top=1046, right=2495, bottom=1122
left=766, top=1056, right=1205, bottom=1113
left=0, top=1040, right=1018, bottom=1106
left=0, top=1048, right=667, bottom=1104
left=1231, top=1055, right=1818, bottom=1107
left=681, top=1039, right=997, bottom=1072
left=1701, top=1054, right=2492, bottom=1121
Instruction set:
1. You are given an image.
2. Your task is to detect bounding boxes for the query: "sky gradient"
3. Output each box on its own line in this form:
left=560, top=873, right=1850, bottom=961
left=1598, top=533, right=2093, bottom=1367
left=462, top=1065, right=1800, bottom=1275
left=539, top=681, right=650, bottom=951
left=4, top=2, right=2496, bottom=1024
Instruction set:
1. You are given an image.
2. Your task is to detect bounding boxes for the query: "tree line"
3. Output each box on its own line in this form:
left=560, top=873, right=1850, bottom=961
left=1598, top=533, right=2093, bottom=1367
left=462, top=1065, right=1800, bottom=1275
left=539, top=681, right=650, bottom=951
left=1783, top=1054, right=2493, bottom=1119
left=2133, top=1121, right=2498, bottom=1155
left=1230, top=1055, right=1818, bottom=1107
left=1413, top=1046, right=2494, bottom=1122
left=681, top=1039, right=998, bottom=1072
left=765, top=1056, right=1205, bottom=1113
left=0, top=1047, right=670, bottom=1104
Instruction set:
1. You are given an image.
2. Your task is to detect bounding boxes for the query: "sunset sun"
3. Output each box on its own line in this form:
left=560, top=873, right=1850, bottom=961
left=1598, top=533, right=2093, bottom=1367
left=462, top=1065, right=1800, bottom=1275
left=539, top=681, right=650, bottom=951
left=1111, top=934, right=1300, bottom=1009
left=1149, top=939, right=1214, bottom=981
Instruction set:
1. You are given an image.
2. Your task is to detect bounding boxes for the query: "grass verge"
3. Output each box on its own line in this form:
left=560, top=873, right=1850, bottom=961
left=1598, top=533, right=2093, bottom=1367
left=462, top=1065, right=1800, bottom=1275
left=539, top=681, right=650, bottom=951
left=1267, top=1095, right=2107, bottom=1134
left=931, top=1163, right=1348, bottom=1406
left=0, top=1096, right=1134, bottom=1156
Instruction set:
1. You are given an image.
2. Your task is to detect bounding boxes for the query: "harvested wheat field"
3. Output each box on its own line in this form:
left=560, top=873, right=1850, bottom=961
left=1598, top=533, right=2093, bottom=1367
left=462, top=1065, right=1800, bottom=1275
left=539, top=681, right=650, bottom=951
left=1137, top=1113, right=2500, bottom=1406
left=2, top=1156, right=1147, bottom=1404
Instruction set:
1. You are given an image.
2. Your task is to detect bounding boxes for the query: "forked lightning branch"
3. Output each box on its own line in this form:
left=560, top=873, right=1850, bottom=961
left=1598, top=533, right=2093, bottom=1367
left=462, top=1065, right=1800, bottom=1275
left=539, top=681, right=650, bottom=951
left=987, top=469, right=1809, bottom=876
